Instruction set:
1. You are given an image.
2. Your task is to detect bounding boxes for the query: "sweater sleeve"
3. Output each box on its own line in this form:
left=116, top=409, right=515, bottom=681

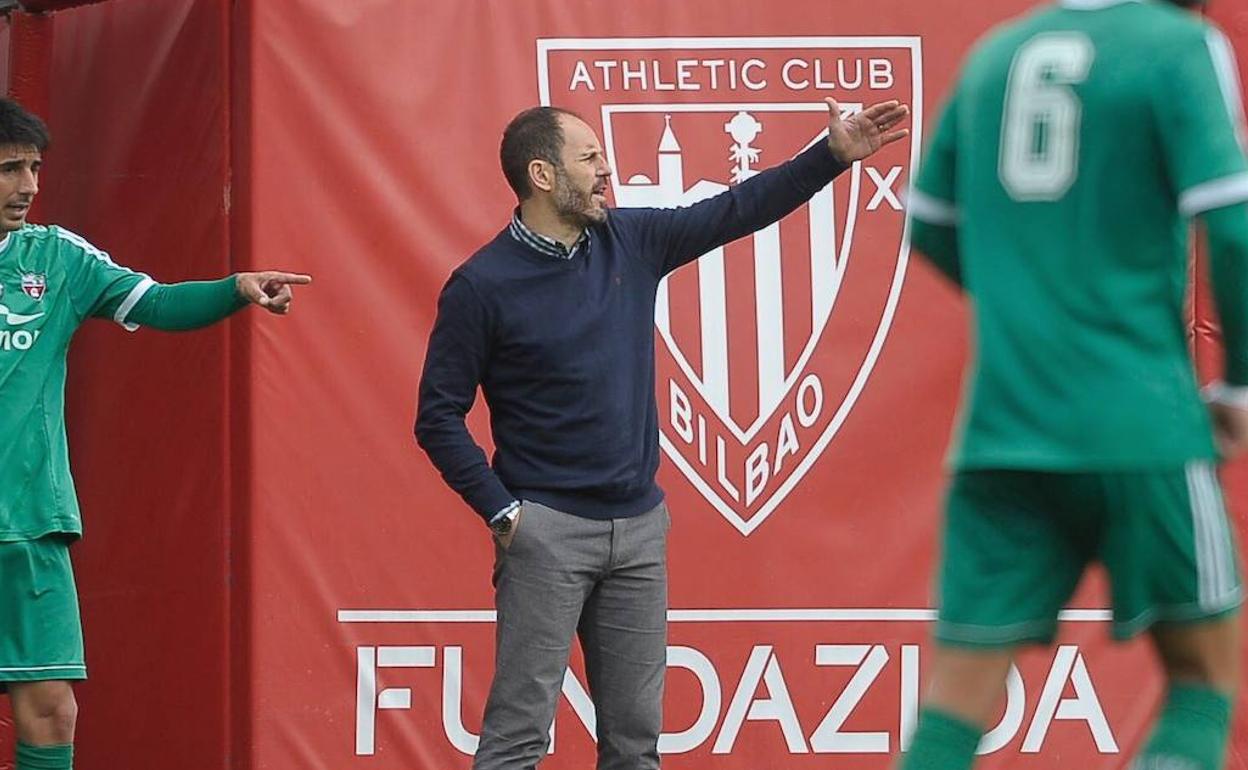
left=625, top=140, right=848, bottom=276
left=120, top=276, right=249, bottom=331
left=414, top=272, right=515, bottom=521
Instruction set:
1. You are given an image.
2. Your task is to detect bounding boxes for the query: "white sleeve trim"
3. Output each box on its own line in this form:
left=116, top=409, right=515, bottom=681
left=1203, top=381, right=1248, bottom=410
left=906, top=189, right=960, bottom=226
left=114, top=276, right=156, bottom=331
left=1179, top=172, right=1248, bottom=217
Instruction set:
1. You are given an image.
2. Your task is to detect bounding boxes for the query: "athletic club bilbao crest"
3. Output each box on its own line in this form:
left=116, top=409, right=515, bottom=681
left=539, top=37, right=921, bottom=534
left=21, top=273, right=45, bottom=300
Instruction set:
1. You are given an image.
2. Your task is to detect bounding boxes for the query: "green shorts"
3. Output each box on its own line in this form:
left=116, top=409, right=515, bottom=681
left=0, top=535, right=86, bottom=686
left=937, top=463, right=1242, bottom=647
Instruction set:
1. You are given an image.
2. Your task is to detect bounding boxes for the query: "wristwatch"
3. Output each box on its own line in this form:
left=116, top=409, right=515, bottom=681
left=490, top=502, right=520, bottom=537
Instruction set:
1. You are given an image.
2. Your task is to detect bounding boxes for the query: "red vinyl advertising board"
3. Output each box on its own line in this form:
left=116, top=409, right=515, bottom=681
left=241, top=2, right=1244, bottom=768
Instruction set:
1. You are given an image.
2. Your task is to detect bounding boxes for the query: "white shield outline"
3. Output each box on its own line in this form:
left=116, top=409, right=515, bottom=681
left=537, top=36, right=923, bottom=535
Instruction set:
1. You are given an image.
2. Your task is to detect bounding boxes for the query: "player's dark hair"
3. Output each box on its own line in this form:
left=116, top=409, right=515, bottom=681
left=1163, top=0, right=1204, bottom=7
left=500, top=106, right=581, bottom=200
left=0, top=98, right=49, bottom=151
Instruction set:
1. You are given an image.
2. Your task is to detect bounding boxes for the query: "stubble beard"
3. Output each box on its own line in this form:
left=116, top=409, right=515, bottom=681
left=553, top=166, right=607, bottom=228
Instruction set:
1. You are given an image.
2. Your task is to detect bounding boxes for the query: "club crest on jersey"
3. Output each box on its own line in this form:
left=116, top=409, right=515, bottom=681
left=21, top=273, right=46, bottom=300
left=539, top=36, right=921, bottom=534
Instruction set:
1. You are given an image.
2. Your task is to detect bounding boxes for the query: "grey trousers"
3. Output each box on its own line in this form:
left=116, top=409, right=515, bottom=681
left=472, top=500, right=670, bottom=770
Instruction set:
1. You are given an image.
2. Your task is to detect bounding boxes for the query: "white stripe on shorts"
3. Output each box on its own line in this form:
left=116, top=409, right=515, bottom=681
left=1186, top=461, right=1238, bottom=610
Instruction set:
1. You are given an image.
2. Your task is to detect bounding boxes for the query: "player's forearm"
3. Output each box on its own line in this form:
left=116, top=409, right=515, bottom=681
left=124, top=275, right=248, bottom=331
left=1205, top=202, right=1248, bottom=386
left=910, top=220, right=963, bottom=288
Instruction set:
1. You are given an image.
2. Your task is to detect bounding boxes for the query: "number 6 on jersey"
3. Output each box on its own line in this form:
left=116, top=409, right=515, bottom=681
left=999, top=33, right=1095, bottom=200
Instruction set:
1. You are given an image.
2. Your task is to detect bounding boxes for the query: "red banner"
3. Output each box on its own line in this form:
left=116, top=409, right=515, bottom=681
left=241, top=2, right=1246, bottom=768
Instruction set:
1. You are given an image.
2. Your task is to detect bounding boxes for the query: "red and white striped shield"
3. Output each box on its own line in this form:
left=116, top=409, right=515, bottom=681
left=540, top=37, right=920, bottom=534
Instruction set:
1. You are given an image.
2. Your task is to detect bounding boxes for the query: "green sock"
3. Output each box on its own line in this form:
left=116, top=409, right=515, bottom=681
left=15, top=741, right=73, bottom=770
left=1132, top=684, right=1232, bottom=770
left=899, top=707, right=982, bottom=770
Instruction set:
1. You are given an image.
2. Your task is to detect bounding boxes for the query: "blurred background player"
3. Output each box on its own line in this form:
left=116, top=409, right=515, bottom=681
left=905, top=0, right=1248, bottom=769
left=0, top=97, right=310, bottom=770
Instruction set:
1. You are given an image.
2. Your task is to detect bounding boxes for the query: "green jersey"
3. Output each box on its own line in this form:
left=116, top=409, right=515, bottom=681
left=0, top=224, right=152, bottom=541
left=910, top=0, right=1248, bottom=471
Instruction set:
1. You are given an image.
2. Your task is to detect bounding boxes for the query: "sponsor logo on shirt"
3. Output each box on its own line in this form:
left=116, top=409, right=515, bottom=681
left=0, top=302, right=42, bottom=326
left=0, top=328, right=39, bottom=350
left=0, top=281, right=44, bottom=330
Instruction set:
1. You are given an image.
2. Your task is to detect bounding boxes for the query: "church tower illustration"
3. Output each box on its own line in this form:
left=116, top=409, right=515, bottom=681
left=617, top=115, right=727, bottom=209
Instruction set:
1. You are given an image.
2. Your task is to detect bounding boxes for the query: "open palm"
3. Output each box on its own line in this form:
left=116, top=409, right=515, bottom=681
left=825, top=97, right=910, bottom=165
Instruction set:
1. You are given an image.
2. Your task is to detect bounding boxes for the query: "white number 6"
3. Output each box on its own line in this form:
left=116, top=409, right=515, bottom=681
left=999, top=33, right=1095, bottom=201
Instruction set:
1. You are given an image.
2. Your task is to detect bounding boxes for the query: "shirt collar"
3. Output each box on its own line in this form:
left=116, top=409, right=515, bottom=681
left=1059, top=0, right=1140, bottom=9
left=508, top=210, right=588, bottom=260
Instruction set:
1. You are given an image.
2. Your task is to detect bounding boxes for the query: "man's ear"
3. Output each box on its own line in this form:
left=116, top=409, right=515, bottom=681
left=528, top=159, right=555, bottom=194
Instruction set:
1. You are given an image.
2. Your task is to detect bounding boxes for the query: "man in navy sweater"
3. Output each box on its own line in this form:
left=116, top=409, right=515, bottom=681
left=415, top=97, right=908, bottom=770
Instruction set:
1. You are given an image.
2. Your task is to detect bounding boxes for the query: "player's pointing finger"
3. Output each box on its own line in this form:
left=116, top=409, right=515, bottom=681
left=263, top=272, right=313, bottom=286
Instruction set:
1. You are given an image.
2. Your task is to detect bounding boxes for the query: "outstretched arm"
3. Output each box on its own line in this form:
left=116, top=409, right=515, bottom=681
left=634, top=98, right=909, bottom=275
left=124, top=271, right=311, bottom=330
left=234, top=271, right=313, bottom=315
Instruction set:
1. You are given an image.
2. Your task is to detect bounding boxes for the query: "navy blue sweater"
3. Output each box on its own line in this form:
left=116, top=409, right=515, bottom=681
left=415, top=140, right=847, bottom=522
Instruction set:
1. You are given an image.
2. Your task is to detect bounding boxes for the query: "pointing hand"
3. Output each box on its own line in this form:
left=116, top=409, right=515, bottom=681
left=236, top=271, right=313, bottom=315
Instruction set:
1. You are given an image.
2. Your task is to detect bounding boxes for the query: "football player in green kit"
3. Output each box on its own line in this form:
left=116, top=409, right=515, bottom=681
left=905, top=0, right=1248, bottom=769
left=0, top=98, right=310, bottom=770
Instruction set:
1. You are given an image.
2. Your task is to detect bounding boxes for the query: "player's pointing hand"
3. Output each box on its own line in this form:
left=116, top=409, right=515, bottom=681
left=825, top=97, right=910, bottom=165
left=235, top=271, right=313, bottom=315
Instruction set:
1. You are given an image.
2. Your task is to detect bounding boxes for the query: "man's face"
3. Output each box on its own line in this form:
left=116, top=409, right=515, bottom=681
left=0, top=144, right=39, bottom=232
left=551, top=115, right=612, bottom=227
